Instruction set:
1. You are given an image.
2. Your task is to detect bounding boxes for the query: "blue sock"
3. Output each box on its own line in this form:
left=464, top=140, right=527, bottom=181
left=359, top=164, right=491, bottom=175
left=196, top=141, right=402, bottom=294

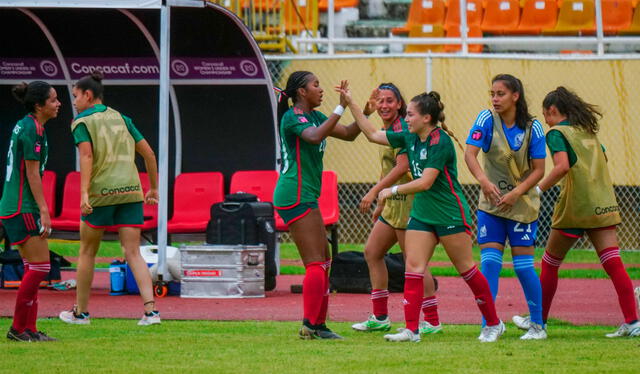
left=513, top=255, right=543, bottom=326
left=480, top=248, right=503, bottom=327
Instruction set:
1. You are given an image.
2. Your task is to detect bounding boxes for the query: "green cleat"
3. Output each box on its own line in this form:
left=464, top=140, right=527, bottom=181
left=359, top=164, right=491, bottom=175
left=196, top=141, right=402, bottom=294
left=419, top=321, right=443, bottom=335
left=351, top=315, right=391, bottom=332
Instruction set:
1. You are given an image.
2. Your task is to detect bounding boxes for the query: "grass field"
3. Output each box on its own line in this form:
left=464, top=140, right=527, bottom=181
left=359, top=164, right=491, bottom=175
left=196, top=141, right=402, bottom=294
left=1, top=319, right=638, bottom=374
left=47, top=241, right=640, bottom=279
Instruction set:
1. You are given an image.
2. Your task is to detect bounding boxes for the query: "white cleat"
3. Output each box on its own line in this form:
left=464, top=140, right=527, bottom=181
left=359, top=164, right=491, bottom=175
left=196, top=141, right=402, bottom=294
left=478, top=321, right=505, bottom=343
left=512, top=315, right=531, bottom=331
left=59, top=305, right=90, bottom=325
left=351, top=314, right=391, bottom=332
left=635, top=286, right=640, bottom=311
left=384, top=328, right=421, bottom=343
left=138, top=311, right=161, bottom=326
left=605, top=321, right=640, bottom=338
left=520, top=322, right=547, bottom=340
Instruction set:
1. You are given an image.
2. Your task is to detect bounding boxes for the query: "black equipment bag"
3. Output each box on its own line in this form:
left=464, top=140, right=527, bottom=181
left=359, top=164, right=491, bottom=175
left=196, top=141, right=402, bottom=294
left=206, top=193, right=277, bottom=291
left=329, top=251, right=407, bottom=293
left=0, top=249, right=64, bottom=288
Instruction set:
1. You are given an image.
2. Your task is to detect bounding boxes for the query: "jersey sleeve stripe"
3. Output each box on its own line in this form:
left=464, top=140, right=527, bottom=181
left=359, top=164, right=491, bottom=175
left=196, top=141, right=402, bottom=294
left=532, top=120, right=544, bottom=138
left=474, top=110, right=492, bottom=128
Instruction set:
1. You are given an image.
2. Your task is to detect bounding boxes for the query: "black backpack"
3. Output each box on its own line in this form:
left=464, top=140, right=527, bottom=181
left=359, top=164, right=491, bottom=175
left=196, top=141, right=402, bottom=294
left=329, top=251, right=406, bottom=293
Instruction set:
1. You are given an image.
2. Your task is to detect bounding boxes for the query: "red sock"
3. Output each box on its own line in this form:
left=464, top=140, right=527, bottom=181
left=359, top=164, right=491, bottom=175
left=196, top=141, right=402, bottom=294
left=422, top=296, right=440, bottom=326
left=371, top=289, right=389, bottom=318
left=540, top=251, right=562, bottom=323
left=12, top=261, right=49, bottom=333
left=461, top=265, right=499, bottom=326
left=21, top=259, right=39, bottom=332
left=404, top=272, right=424, bottom=332
left=303, top=262, right=325, bottom=326
left=316, top=260, right=331, bottom=325
left=599, top=247, right=639, bottom=323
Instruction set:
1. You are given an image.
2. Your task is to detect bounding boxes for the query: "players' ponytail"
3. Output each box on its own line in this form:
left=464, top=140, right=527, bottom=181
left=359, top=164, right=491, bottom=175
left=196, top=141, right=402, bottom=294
left=276, top=71, right=314, bottom=125
left=543, top=86, right=601, bottom=134
left=75, top=69, right=105, bottom=100
left=411, top=91, right=464, bottom=151
left=12, top=81, right=52, bottom=113
left=492, top=74, right=533, bottom=130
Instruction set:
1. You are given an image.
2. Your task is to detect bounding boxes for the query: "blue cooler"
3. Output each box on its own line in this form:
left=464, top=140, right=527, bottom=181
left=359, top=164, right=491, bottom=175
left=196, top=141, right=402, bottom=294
left=125, top=263, right=152, bottom=294
left=109, top=260, right=127, bottom=295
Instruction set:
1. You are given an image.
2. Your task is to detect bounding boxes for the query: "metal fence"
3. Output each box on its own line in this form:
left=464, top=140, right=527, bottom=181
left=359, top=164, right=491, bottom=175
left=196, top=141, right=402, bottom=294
left=266, top=54, right=640, bottom=249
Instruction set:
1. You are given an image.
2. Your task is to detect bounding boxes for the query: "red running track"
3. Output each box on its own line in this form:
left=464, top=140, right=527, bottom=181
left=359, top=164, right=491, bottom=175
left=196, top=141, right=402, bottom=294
left=0, top=271, right=637, bottom=326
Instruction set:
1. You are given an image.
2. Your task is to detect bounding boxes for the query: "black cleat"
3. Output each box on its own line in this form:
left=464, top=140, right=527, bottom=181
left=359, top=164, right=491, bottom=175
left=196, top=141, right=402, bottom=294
left=27, top=329, right=58, bottom=342
left=7, top=327, right=33, bottom=342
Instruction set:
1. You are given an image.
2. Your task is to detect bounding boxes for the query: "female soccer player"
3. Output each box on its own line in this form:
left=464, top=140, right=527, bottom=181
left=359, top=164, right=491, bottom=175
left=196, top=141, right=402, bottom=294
left=58, top=71, right=160, bottom=326
left=1, top=81, right=60, bottom=342
left=351, top=83, right=439, bottom=335
left=344, top=88, right=504, bottom=343
left=464, top=74, right=547, bottom=340
left=522, top=86, right=639, bottom=337
left=273, top=71, right=361, bottom=339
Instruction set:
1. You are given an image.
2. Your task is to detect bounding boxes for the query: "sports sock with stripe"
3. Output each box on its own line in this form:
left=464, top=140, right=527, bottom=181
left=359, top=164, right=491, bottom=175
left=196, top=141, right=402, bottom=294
left=302, top=262, right=325, bottom=326
left=461, top=265, right=500, bottom=326
left=480, top=248, right=503, bottom=326
left=422, top=296, right=440, bottom=326
left=598, top=247, right=639, bottom=324
left=12, top=261, right=49, bottom=333
left=540, top=250, right=563, bottom=323
left=371, top=289, right=389, bottom=319
left=513, top=254, right=543, bottom=325
left=403, top=272, right=424, bottom=332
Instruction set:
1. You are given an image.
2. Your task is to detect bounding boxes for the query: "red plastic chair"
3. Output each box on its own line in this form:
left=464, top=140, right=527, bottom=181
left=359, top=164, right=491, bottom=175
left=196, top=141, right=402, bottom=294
left=319, top=170, right=339, bottom=227
left=229, top=170, right=279, bottom=203
left=167, top=172, right=225, bottom=233
left=42, top=170, right=56, bottom=216
left=51, top=172, right=81, bottom=231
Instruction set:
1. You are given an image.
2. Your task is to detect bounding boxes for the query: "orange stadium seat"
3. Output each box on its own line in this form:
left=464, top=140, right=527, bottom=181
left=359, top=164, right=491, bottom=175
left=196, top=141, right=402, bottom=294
left=51, top=172, right=81, bottom=232
left=600, top=0, right=633, bottom=35
left=281, top=0, right=317, bottom=35
left=445, top=0, right=484, bottom=29
left=619, top=1, right=640, bottom=35
left=481, top=0, right=521, bottom=34
left=318, top=0, right=359, bottom=12
left=543, top=0, right=595, bottom=35
left=167, top=172, right=225, bottom=233
left=510, top=0, right=557, bottom=34
left=42, top=170, right=56, bottom=217
left=391, top=0, right=447, bottom=35
left=405, top=24, right=446, bottom=52
left=444, top=24, right=484, bottom=52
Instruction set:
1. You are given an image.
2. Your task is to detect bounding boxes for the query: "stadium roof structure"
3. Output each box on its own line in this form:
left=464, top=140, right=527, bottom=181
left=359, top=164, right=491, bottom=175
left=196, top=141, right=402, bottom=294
left=0, top=1, right=278, bottom=280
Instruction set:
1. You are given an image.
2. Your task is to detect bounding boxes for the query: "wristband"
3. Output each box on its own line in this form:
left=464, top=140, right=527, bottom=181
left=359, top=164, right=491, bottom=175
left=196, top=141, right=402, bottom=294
left=333, top=105, right=345, bottom=117
left=535, top=185, right=543, bottom=195
left=391, top=186, right=399, bottom=196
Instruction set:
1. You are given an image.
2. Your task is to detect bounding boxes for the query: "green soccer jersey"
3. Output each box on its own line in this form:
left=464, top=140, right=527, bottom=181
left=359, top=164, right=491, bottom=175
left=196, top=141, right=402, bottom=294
left=273, top=107, right=328, bottom=208
left=546, top=121, right=606, bottom=167
left=387, top=127, right=471, bottom=228
left=0, top=115, right=48, bottom=217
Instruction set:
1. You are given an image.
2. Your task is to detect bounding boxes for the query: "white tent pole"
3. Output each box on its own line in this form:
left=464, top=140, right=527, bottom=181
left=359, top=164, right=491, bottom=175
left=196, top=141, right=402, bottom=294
left=156, top=3, right=171, bottom=281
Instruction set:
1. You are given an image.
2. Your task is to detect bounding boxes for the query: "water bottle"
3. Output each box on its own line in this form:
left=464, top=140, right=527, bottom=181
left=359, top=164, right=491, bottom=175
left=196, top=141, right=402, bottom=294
left=109, top=260, right=127, bottom=296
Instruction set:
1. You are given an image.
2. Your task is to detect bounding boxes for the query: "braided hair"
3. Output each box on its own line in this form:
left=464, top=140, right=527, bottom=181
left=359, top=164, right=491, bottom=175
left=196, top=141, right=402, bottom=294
left=410, top=91, right=464, bottom=151
left=492, top=74, right=534, bottom=130
left=276, top=71, right=314, bottom=124
left=543, top=86, right=601, bottom=134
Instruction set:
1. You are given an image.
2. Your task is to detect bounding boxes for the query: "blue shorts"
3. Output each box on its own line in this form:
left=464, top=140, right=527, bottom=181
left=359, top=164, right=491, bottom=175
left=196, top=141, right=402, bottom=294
left=476, top=210, right=537, bottom=247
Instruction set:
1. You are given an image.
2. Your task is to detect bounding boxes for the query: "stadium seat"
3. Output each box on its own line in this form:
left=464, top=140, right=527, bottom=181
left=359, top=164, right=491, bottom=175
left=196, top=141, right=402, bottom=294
left=444, top=0, right=484, bottom=29
left=105, top=172, right=158, bottom=233
left=229, top=170, right=279, bottom=202
left=51, top=172, right=81, bottom=232
left=444, top=24, right=484, bottom=52
left=597, top=0, right=633, bottom=35
left=543, top=0, right=595, bottom=35
left=510, top=0, right=558, bottom=34
left=619, top=2, right=640, bottom=35
left=391, top=0, right=447, bottom=35
left=281, top=0, right=318, bottom=35
left=405, top=24, right=446, bottom=52
left=42, top=170, right=56, bottom=216
left=167, top=172, right=225, bottom=233
left=318, top=170, right=340, bottom=255
left=318, top=0, right=359, bottom=12
left=481, top=0, right=521, bottom=34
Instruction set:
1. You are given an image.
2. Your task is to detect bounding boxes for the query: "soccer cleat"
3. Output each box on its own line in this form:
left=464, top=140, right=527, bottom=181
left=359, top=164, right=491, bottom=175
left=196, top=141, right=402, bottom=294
left=351, top=315, right=391, bottom=332
left=7, top=327, right=33, bottom=342
left=299, top=324, right=317, bottom=340
left=138, top=311, right=161, bottom=326
left=59, top=305, right=90, bottom=325
left=27, top=330, right=58, bottom=342
left=384, top=328, right=421, bottom=343
left=478, top=321, right=505, bottom=343
left=512, top=315, right=531, bottom=331
left=520, top=322, right=547, bottom=340
left=419, top=321, right=443, bottom=335
left=605, top=321, right=640, bottom=338
left=315, top=324, right=344, bottom=339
